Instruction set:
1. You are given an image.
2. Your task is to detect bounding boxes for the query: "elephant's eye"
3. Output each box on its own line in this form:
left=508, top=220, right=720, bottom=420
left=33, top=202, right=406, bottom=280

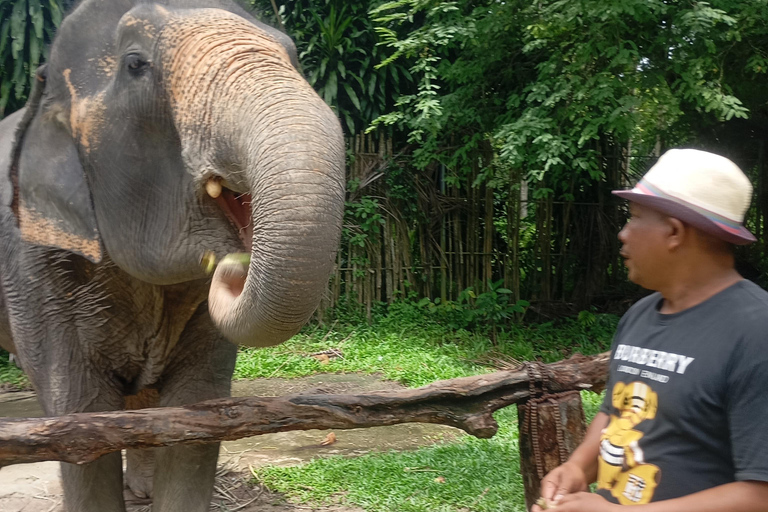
left=125, top=53, right=150, bottom=75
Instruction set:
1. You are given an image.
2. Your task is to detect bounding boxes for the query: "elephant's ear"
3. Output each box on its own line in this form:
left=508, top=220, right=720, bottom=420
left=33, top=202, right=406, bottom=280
left=9, top=65, right=102, bottom=263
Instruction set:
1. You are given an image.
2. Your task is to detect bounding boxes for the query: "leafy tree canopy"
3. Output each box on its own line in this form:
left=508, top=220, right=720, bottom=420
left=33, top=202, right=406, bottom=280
left=370, top=0, right=767, bottom=193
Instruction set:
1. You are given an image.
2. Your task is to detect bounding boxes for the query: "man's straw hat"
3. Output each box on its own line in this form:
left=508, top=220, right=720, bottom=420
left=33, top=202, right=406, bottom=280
left=612, top=149, right=755, bottom=245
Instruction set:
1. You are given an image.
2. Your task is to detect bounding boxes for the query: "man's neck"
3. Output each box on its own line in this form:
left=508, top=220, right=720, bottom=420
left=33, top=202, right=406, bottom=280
left=658, top=266, right=742, bottom=314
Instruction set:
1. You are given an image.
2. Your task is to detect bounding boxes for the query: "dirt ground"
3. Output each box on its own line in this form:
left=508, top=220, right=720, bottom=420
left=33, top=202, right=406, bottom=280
left=0, top=374, right=462, bottom=512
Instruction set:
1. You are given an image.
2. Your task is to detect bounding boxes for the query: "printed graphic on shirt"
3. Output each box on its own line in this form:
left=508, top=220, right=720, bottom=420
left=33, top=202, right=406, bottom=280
left=613, top=344, right=695, bottom=374
left=598, top=382, right=661, bottom=505
left=612, top=344, right=695, bottom=384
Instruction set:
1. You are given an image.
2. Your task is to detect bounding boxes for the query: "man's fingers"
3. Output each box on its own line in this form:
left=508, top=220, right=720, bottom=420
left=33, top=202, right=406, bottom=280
left=556, top=492, right=587, bottom=504
left=540, top=478, right=560, bottom=500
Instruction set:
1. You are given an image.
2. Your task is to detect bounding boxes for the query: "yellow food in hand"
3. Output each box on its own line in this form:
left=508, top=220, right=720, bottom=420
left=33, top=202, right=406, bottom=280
left=536, top=497, right=556, bottom=509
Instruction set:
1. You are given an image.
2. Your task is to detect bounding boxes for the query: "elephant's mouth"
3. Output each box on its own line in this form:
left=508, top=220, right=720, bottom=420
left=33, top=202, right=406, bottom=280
left=211, top=183, right=254, bottom=251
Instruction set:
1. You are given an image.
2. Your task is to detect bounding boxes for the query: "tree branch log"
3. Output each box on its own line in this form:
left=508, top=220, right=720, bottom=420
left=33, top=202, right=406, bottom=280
left=0, top=352, right=608, bottom=467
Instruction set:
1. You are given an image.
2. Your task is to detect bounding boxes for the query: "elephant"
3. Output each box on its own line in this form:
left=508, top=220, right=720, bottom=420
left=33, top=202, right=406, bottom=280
left=0, top=1, right=345, bottom=511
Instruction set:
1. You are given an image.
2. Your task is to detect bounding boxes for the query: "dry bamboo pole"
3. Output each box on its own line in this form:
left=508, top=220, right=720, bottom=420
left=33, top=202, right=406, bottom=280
left=346, top=239, right=354, bottom=302
left=504, top=170, right=515, bottom=292
left=467, top=174, right=475, bottom=291
left=484, top=183, right=494, bottom=287
left=366, top=266, right=372, bottom=322
left=440, top=211, right=448, bottom=303
left=392, top=219, right=402, bottom=297
left=396, top=216, right=415, bottom=292
left=385, top=217, right=393, bottom=303
left=534, top=197, right=543, bottom=301
left=375, top=239, right=383, bottom=306
left=420, top=228, right=431, bottom=299
left=512, top=173, right=522, bottom=305
left=447, top=213, right=454, bottom=299
left=555, top=175, right=575, bottom=301
left=334, top=250, right=341, bottom=308
left=542, top=197, right=552, bottom=301
left=454, top=186, right=464, bottom=297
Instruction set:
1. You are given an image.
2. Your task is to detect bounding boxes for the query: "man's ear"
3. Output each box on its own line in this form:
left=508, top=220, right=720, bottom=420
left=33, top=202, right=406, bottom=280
left=10, top=65, right=103, bottom=263
left=665, top=217, right=685, bottom=252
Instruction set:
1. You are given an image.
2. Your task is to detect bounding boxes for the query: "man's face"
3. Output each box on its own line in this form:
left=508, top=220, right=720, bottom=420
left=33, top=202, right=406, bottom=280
left=618, top=202, right=671, bottom=289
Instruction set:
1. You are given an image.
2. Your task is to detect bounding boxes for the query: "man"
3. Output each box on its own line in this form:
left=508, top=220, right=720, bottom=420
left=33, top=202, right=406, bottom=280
left=532, top=149, right=768, bottom=511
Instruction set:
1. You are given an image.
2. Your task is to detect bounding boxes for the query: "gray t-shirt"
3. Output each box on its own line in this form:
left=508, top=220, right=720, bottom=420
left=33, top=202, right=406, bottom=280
left=596, top=280, right=768, bottom=505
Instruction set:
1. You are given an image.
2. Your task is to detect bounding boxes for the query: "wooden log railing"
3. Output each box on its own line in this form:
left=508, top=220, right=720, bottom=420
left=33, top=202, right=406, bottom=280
left=0, top=352, right=610, bottom=510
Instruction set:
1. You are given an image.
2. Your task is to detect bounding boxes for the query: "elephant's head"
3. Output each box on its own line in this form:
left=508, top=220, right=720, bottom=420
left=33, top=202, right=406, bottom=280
left=8, top=0, right=345, bottom=346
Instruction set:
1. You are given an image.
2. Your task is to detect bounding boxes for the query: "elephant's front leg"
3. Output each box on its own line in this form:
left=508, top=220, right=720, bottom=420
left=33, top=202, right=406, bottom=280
left=151, top=304, right=237, bottom=512
left=152, top=442, right=221, bottom=512
left=34, top=371, right=127, bottom=512
left=62, top=452, right=127, bottom=512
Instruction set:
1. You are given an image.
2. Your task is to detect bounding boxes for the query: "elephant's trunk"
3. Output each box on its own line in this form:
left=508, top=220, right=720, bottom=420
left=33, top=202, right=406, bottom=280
left=161, top=10, right=345, bottom=346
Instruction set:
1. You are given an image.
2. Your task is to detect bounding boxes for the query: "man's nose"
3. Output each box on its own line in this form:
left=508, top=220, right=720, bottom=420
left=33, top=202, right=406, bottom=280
left=618, top=224, right=628, bottom=242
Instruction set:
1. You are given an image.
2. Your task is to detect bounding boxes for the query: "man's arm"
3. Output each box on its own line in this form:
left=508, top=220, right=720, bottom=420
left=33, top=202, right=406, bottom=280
left=554, top=480, right=768, bottom=512
left=534, top=411, right=609, bottom=507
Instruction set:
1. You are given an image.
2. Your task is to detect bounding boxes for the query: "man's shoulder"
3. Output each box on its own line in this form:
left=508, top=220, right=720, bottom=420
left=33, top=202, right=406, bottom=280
left=722, top=280, right=768, bottom=320
left=732, top=279, right=768, bottom=303
left=728, top=281, right=768, bottom=336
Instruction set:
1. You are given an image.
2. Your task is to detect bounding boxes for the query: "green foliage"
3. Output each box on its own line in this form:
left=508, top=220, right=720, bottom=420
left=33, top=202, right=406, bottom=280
left=418, top=281, right=530, bottom=341
left=369, top=0, right=476, bottom=153
left=370, top=0, right=761, bottom=186
left=0, top=350, right=29, bottom=389
left=0, top=0, right=63, bottom=115
left=252, top=0, right=413, bottom=135
left=345, top=196, right=385, bottom=248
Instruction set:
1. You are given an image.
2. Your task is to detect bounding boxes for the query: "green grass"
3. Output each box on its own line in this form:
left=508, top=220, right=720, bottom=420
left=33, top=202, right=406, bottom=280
left=254, top=393, right=606, bottom=512
left=234, top=324, right=491, bottom=387
left=233, top=301, right=618, bottom=386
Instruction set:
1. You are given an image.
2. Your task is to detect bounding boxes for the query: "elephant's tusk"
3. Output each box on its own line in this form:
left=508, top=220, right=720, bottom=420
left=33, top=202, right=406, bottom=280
left=205, top=178, right=222, bottom=198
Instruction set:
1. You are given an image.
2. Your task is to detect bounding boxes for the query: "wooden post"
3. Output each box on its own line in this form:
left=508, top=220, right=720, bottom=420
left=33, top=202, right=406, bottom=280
left=518, top=392, right=587, bottom=511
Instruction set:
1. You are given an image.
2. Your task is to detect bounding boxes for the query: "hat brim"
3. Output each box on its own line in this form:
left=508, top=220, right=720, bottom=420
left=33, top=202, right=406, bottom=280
left=612, top=190, right=756, bottom=245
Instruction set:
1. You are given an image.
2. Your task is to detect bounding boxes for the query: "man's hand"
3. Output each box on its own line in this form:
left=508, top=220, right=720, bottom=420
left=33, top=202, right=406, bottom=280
left=551, top=492, right=618, bottom=511
left=531, top=462, right=589, bottom=511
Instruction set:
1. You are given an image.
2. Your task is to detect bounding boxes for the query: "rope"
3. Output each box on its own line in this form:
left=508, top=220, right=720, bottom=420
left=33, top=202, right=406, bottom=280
left=521, top=362, right=579, bottom=480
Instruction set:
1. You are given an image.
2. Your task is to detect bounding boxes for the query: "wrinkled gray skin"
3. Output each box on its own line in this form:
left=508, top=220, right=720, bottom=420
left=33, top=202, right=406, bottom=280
left=0, top=1, right=345, bottom=511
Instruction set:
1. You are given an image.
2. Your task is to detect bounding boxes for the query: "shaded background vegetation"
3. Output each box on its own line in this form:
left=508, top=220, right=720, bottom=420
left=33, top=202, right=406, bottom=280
left=2, top=0, right=768, bottom=335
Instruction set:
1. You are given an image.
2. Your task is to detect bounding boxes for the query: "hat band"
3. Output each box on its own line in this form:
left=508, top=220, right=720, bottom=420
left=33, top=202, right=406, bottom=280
left=634, top=180, right=746, bottom=236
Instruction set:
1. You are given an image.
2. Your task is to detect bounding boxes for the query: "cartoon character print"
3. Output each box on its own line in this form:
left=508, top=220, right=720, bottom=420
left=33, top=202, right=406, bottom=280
left=597, top=381, right=661, bottom=505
